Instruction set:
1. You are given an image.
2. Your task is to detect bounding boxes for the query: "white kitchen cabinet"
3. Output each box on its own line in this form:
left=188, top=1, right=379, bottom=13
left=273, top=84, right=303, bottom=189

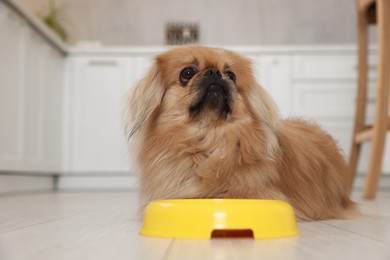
left=23, top=30, right=65, bottom=172
left=66, top=57, right=132, bottom=172
left=0, top=3, right=26, bottom=170
left=41, top=49, right=64, bottom=171
left=0, top=2, right=65, bottom=173
left=64, top=51, right=162, bottom=173
left=23, top=30, right=46, bottom=171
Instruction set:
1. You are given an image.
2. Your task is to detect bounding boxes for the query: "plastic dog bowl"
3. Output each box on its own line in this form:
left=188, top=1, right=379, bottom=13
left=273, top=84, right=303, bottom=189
left=140, top=199, right=299, bottom=239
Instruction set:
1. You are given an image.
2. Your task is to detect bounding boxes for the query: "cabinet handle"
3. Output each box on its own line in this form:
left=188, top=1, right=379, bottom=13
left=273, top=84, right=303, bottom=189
left=88, top=60, right=118, bottom=66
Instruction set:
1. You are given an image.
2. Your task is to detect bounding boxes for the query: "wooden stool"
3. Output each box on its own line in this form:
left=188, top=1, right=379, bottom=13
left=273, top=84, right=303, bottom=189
left=349, top=0, right=390, bottom=199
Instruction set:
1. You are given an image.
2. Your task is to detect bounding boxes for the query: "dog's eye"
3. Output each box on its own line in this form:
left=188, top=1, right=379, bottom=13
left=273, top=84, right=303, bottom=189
left=180, top=67, right=197, bottom=85
left=226, top=71, right=236, bottom=82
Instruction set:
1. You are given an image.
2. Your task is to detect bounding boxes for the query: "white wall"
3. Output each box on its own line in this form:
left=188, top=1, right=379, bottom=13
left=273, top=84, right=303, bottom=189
left=23, top=0, right=359, bottom=46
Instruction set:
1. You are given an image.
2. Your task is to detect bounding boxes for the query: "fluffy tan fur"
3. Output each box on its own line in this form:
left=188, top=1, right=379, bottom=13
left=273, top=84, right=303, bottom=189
left=124, top=45, right=356, bottom=221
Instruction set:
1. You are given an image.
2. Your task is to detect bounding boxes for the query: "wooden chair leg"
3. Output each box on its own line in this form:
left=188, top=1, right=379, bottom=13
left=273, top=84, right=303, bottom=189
left=363, top=0, right=390, bottom=199
left=349, top=2, right=370, bottom=193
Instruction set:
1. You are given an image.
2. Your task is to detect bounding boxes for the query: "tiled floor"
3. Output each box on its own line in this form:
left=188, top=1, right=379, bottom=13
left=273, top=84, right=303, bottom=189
left=0, top=190, right=389, bottom=260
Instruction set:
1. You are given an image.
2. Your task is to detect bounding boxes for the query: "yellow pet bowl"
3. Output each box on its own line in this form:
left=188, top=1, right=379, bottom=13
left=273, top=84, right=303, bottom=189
left=140, top=199, right=299, bottom=239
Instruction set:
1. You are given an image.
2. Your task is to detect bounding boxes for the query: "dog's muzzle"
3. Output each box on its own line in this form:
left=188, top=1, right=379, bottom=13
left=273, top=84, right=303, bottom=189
left=189, top=68, right=233, bottom=120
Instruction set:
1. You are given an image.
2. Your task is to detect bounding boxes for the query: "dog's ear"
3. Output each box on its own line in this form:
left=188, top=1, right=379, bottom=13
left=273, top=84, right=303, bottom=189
left=246, top=81, right=281, bottom=159
left=124, top=61, right=165, bottom=141
left=247, top=81, right=280, bottom=129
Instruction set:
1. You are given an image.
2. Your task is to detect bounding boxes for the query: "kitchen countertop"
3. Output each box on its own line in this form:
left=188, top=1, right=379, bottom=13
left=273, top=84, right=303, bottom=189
left=67, top=44, right=371, bottom=56
left=2, top=0, right=68, bottom=54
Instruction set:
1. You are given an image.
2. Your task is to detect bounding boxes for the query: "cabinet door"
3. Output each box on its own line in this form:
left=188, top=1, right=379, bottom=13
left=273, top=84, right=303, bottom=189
left=252, top=55, right=293, bottom=117
left=69, top=57, right=130, bottom=172
left=23, top=29, right=46, bottom=171
left=0, top=3, right=65, bottom=173
left=42, top=49, right=64, bottom=172
left=0, top=5, right=25, bottom=170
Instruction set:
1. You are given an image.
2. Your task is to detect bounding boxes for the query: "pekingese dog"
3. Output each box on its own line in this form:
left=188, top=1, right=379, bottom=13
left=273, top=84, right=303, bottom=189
left=124, top=45, right=355, bottom=220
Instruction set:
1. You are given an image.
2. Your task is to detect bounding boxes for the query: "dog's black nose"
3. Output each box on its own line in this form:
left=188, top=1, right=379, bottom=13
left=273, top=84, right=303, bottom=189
left=204, top=68, right=222, bottom=79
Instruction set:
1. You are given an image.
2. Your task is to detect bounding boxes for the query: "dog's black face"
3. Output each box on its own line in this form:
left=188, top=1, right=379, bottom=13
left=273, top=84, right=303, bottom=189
left=187, top=67, right=235, bottom=120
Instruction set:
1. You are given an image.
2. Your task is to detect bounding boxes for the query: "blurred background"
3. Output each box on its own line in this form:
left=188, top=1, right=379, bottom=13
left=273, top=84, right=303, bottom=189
left=0, top=0, right=388, bottom=194
left=22, top=0, right=360, bottom=46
